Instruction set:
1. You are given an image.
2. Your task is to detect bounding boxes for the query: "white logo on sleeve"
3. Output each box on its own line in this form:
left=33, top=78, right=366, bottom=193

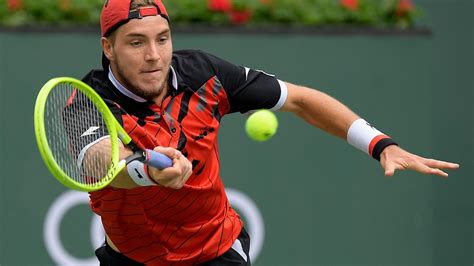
left=244, top=67, right=275, bottom=80
left=81, top=126, right=100, bottom=137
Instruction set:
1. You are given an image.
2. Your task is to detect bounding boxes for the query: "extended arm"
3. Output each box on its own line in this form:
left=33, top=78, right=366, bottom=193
left=280, top=82, right=459, bottom=177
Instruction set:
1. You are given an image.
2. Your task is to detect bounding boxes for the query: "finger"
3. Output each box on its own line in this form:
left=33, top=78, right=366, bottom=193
left=153, top=146, right=181, bottom=159
left=183, top=167, right=191, bottom=180
left=167, top=181, right=184, bottom=190
left=429, top=168, right=449, bottom=178
left=149, top=163, right=181, bottom=180
left=422, top=159, right=460, bottom=170
left=180, top=162, right=192, bottom=181
left=410, top=162, right=449, bottom=178
left=184, top=166, right=193, bottom=180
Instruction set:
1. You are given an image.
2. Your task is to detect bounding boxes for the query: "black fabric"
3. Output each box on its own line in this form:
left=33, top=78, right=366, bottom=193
left=372, top=138, right=398, bottom=161
left=200, top=227, right=251, bottom=266
left=81, top=69, right=154, bottom=120
left=94, top=227, right=251, bottom=265
left=91, top=49, right=282, bottom=115
left=95, top=242, right=144, bottom=266
left=172, top=50, right=282, bottom=114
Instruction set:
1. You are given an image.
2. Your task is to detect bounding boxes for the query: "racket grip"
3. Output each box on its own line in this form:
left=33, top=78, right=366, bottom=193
left=143, top=149, right=173, bottom=169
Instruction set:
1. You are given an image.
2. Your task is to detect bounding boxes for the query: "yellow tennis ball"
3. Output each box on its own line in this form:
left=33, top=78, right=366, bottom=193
left=245, top=109, right=278, bottom=142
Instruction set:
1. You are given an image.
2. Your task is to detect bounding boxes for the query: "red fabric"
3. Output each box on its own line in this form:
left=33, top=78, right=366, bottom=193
left=100, top=0, right=169, bottom=36
left=90, top=77, right=242, bottom=265
left=368, top=135, right=389, bottom=156
left=139, top=6, right=159, bottom=17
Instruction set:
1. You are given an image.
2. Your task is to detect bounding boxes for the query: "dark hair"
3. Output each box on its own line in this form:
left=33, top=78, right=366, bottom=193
left=130, top=0, right=158, bottom=10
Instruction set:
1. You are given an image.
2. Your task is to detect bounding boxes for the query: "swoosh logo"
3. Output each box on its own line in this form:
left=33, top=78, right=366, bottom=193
left=81, top=126, right=100, bottom=137
left=134, top=168, right=143, bottom=179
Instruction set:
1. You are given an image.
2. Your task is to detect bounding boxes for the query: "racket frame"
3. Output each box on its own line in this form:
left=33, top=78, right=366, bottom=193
left=34, top=77, right=126, bottom=191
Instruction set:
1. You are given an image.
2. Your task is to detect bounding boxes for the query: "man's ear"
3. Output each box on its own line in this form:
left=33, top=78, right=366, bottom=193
left=101, top=37, right=114, bottom=62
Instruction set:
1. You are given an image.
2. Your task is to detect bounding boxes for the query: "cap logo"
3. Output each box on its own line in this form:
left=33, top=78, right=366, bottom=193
left=101, top=0, right=169, bottom=37
left=128, top=7, right=160, bottom=19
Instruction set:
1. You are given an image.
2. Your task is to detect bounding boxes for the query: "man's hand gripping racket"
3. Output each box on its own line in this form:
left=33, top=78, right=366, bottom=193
left=34, top=77, right=173, bottom=192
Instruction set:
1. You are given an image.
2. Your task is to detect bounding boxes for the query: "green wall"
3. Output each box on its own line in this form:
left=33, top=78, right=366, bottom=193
left=0, top=0, right=472, bottom=265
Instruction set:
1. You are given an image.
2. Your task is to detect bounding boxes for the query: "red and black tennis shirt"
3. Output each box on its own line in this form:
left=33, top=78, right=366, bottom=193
left=81, top=49, right=287, bottom=265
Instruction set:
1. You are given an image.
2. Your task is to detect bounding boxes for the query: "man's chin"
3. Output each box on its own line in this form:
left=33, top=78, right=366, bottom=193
left=135, top=85, right=164, bottom=99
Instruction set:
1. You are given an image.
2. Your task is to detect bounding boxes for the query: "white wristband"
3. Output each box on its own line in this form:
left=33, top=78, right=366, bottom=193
left=347, top=118, right=390, bottom=156
left=127, top=160, right=158, bottom=186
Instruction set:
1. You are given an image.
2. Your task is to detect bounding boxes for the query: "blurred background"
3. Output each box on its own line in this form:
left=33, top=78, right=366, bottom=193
left=0, top=0, right=472, bottom=265
left=1, top=0, right=422, bottom=29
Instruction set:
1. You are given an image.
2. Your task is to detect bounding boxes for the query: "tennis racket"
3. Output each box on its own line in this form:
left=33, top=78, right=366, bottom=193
left=34, top=77, right=172, bottom=192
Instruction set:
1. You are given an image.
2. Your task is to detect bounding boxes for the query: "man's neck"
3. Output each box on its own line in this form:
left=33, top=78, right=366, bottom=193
left=151, top=82, right=170, bottom=106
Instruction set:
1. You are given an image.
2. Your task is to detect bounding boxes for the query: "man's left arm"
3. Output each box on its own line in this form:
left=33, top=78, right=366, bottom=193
left=280, top=82, right=459, bottom=177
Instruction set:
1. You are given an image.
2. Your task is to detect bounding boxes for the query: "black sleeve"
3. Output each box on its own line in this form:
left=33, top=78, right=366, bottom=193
left=203, top=51, right=283, bottom=114
left=174, top=50, right=284, bottom=114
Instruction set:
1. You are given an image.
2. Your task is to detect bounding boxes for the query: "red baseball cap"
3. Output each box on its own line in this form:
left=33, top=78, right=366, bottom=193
left=100, top=0, right=169, bottom=37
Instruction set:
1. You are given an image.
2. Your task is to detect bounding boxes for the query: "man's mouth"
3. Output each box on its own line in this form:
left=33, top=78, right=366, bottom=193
left=141, top=69, right=161, bottom=74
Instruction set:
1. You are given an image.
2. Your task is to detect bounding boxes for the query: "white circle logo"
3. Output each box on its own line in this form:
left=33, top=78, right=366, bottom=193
left=44, top=189, right=265, bottom=265
left=225, top=188, right=265, bottom=262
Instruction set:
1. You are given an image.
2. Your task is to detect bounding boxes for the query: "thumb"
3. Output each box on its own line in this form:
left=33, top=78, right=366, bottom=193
left=152, top=146, right=181, bottom=160
left=383, top=162, right=396, bottom=177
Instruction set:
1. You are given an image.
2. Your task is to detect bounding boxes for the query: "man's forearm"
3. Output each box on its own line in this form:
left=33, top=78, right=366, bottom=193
left=280, top=82, right=359, bottom=139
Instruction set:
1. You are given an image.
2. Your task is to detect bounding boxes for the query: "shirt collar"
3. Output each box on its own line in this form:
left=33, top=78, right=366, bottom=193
left=108, top=65, right=178, bottom=103
left=170, top=65, right=178, bottom=90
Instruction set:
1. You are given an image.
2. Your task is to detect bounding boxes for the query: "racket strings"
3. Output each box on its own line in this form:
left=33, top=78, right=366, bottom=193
left=44, top=83, right=112, bottom=186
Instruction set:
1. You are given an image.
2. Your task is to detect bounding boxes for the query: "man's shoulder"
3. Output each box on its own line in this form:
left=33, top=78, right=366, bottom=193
left=172, top=49, right=213, bottom=65
left=173, top=49, right=208, bottom=57
left=81, top=69, right=108, bottom=88
left=81, top=69, right=118, bottom=101
left=81, top=69, right=113, bottom=95
left=171, top=50, right=217, bottom=87
left=172, top=49, right=233, bottom=84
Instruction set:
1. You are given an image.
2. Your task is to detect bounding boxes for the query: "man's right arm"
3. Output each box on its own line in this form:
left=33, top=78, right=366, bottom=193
left=83, top=139, right=192, bottom=189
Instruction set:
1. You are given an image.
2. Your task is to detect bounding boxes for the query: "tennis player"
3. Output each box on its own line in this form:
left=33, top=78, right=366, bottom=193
left=80, top=0, right=459, bottom=265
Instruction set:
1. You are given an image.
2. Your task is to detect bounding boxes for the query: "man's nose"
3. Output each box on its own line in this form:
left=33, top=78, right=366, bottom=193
left=145, top=43, right=160, bottom=61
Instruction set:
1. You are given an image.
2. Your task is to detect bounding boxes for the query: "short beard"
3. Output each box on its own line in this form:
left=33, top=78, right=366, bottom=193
left=114, top=62, right=169, bottom=101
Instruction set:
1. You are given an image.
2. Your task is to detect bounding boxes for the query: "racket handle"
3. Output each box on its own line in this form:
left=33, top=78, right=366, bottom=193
left=143, top=149, right=173, bottom=169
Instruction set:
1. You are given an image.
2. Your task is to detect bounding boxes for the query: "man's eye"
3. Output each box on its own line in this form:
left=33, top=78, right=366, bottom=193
left=130, top=41, right=142, bottom=47
left=158, top=37, right=168, bottom=44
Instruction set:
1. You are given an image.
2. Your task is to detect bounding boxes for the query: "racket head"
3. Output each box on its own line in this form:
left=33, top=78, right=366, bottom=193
left=34, top=77, right=126, bottom=191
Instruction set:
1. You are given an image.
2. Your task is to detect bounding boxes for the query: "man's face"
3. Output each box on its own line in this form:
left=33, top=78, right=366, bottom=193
left=103, top=15, right=173, bottom=101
